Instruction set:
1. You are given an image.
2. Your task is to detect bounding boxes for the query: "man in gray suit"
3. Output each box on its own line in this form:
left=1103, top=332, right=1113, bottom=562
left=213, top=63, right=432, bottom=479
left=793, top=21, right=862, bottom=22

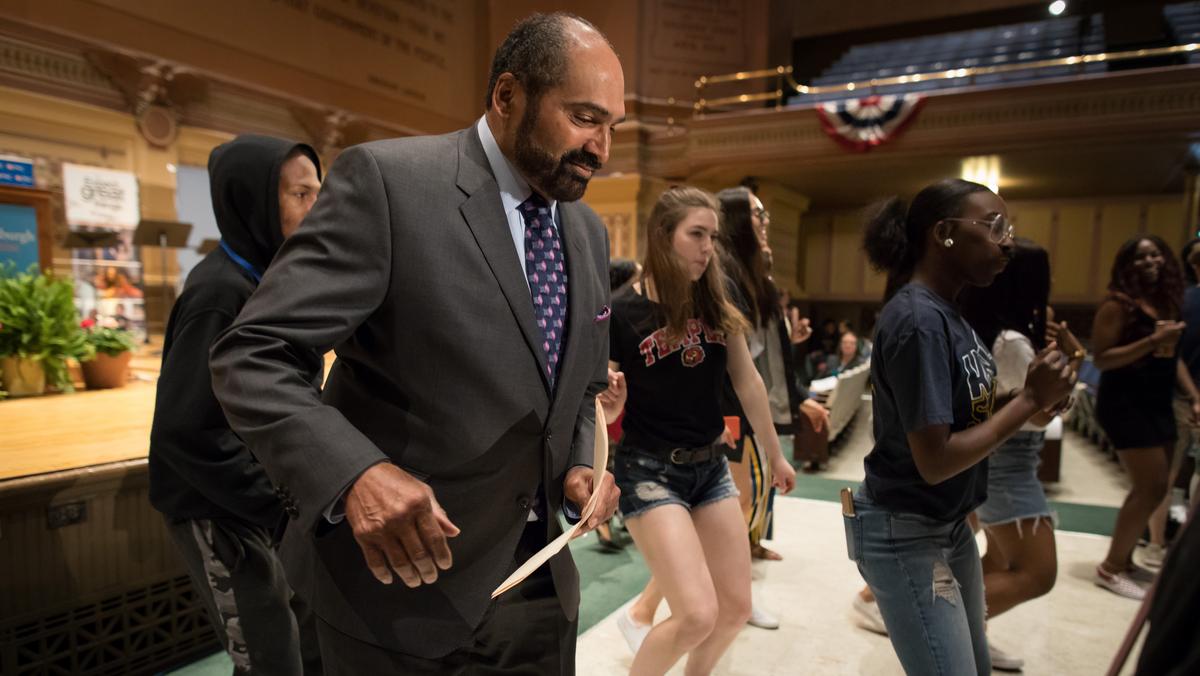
left=209, top=13, right=622, bottom=674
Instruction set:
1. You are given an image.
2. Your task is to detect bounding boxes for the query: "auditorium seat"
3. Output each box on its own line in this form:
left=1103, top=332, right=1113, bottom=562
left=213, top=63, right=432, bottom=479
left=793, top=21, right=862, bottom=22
left=1165, top=1, right=1200, bottom=63
left=794, top=363, right=870, bottom=468
left=796, top=13, right=1114, bottom=105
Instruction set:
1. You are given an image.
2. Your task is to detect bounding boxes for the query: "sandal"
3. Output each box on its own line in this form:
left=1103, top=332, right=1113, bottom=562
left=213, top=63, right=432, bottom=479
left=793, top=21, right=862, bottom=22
left=751, top=544, right=784, bottom=561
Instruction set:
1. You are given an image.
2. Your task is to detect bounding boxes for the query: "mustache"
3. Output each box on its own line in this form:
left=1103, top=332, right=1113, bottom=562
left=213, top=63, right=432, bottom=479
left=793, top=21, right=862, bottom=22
left=560, top=148, right=602, bottom=171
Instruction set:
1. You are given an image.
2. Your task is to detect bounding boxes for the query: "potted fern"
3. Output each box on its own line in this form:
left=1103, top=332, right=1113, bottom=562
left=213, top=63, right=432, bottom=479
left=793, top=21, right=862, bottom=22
left=0, top=264, right=92, bottom=397
left=80, top=321, right=136, bottom=389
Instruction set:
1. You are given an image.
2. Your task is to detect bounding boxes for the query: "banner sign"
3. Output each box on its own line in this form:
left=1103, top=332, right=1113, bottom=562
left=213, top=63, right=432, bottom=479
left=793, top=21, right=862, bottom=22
left=0, top=204, right=39, bottom=270
left=816, top=94, right=924, bottom=152
left=62, top=163, right=140, bottom=228
left=0, top=155, right=34, bottom=188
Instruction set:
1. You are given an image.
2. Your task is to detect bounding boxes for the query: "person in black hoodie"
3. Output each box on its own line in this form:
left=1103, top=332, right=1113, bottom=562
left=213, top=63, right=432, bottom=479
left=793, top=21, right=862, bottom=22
left=149, top=135, right=322, bottom=675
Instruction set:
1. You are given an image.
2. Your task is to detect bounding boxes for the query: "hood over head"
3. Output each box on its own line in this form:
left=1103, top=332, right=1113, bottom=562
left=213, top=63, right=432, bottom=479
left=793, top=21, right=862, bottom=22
left=208, top=134, right=321, bottom=272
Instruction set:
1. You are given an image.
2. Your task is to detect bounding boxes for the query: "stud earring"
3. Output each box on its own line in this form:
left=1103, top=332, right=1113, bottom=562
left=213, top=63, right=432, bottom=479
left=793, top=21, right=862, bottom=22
left=943, top=238, right=954, bottom=248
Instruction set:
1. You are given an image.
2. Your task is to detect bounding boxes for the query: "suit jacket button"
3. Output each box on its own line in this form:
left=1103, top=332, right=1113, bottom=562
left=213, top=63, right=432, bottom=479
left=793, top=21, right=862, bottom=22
left=517, top=496, right=532, bottom=510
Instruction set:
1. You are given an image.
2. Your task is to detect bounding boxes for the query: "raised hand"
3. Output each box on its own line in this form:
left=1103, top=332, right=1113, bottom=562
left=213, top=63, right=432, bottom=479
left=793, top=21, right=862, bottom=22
left=597, top=368, right=627, bottom=422
left=1023, top=342, right=1076, bottom=410
left=788, top=307, right=813, bottom=344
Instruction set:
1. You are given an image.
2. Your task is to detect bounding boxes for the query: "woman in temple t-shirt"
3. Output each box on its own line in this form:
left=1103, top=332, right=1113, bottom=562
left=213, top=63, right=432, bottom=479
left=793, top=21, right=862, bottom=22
left=849, top=179, right=1075, bottom=676
left=600, top=186, right=796, bottom=676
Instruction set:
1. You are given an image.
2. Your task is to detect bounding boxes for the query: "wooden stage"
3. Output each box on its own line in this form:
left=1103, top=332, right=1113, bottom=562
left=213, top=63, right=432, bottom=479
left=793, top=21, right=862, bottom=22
left=0, top=346, right=219, bottom=675
left=2, top=380, right=156, bottom=481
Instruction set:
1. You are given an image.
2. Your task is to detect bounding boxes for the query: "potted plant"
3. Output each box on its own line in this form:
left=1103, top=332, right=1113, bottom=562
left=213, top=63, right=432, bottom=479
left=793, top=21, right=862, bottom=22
left=80, top=320, right=136, bottom=389
left=0, top=264, right=92, bottom=397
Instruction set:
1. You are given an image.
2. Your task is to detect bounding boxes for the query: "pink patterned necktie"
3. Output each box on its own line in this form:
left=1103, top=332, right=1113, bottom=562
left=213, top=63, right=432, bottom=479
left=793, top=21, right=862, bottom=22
left=518, top=193, right=568, bottom=387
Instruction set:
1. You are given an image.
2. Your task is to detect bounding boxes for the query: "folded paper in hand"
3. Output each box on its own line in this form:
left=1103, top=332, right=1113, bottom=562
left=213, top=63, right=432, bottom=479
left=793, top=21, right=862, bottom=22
left=491, top=398, right=609, bottom=598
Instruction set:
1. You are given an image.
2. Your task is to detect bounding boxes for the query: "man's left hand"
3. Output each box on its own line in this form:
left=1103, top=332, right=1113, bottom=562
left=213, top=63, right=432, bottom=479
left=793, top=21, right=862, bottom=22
left=563, top=466, right=620, bottom=532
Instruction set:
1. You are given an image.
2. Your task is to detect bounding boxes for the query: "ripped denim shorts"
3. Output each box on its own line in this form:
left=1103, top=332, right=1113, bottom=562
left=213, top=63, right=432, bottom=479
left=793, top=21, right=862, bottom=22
left=613, top=444, right=739, bottom=520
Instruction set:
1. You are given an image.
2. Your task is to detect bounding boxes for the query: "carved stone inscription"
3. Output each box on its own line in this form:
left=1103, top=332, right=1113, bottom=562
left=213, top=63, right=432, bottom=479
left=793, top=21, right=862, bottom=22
left=642, top=0, right=758, bottom=99
left=87, top=0, right=475, bottom=116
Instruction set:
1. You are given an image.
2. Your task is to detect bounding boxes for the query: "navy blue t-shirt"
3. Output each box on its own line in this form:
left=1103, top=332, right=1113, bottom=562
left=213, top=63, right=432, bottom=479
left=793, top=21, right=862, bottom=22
left=864, top=283, right=998, bottom=521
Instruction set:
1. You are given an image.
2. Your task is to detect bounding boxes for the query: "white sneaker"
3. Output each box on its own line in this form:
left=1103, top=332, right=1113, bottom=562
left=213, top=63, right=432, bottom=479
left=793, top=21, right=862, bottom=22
left=616, top=606, right=651, bottom=655
left=851, top=595, right=888, bottom=636
left=989, top=641, right=1025, bottom=672
left=747, top=604, right=780, bottom=630
left=1169, top=504, right=1188, bottom=523
left=1095, top=565, right=1147, bottom=601
left=1138, top=543, right=1165, bottom=570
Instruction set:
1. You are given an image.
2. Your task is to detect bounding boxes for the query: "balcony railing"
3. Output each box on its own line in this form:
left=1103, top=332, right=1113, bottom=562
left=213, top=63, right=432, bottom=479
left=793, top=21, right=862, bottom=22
left=694, top=42, right=1200, bottom=116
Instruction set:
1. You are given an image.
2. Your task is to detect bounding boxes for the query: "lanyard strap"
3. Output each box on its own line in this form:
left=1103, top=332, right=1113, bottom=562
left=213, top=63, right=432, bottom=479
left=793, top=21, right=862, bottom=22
left=219, top=240, right=263, bottom=283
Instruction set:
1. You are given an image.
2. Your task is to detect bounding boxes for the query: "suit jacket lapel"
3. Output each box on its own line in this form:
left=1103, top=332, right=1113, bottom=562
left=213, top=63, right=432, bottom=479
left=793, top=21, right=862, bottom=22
left=456, top=128, right=551, bottom=391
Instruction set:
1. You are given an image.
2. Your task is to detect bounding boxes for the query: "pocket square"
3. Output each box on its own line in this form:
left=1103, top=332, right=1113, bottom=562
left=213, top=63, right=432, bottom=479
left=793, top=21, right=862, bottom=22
left=594, top=305, right=611, bottom=322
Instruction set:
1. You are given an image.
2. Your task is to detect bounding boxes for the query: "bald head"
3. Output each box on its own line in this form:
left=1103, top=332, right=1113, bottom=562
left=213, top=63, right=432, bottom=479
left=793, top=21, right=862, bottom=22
left=485, top=13, right=613, bottom=110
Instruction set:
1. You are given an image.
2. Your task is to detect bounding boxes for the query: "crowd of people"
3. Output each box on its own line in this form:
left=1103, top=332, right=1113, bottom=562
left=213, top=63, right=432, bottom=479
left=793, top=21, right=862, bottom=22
left=142, top=11, right=1200, bottom=676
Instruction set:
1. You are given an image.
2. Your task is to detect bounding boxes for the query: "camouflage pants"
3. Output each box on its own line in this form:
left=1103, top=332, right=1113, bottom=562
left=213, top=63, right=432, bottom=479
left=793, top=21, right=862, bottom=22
left=167, top=516, right=323, bottom=675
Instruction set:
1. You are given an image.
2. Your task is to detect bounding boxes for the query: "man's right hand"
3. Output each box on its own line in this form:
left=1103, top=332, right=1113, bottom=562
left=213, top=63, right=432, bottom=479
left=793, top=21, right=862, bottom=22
left=345, top=463, right=460, bottom=587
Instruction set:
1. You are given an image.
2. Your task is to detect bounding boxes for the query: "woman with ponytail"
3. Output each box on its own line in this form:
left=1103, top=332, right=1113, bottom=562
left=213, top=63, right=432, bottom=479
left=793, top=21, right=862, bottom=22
left=846, top=179, right=1075, bottom=675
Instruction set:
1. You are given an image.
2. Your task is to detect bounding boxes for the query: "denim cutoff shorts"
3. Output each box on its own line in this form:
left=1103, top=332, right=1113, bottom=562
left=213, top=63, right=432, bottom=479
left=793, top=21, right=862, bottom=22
left=976, top=431, right=1055, bottom=532
left=614, top=444, right=739, bottom=519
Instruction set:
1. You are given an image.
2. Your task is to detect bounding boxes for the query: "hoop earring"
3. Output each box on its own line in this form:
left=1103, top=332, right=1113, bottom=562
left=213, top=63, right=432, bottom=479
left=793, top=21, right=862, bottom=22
left=943, top=238, right=954, bottom=248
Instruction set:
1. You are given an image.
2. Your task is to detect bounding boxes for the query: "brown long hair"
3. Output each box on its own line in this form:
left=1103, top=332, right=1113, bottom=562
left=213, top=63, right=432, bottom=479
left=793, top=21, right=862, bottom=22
left=716, top=186, right=778, bottom=327
left=642, top=186, right=748, bottom=341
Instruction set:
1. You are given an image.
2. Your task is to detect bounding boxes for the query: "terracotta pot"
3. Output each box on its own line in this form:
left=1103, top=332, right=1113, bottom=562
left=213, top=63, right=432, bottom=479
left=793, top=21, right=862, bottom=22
left=81, top=351, right=132, bottom=390
left=1, top=356, right=46, bottom=397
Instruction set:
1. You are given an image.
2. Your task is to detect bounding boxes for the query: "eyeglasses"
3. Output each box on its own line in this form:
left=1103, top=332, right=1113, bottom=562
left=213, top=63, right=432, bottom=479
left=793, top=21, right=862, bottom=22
left=752, top=207, right=770, bottom=222
left=942, top=214, right=1014, bottom=244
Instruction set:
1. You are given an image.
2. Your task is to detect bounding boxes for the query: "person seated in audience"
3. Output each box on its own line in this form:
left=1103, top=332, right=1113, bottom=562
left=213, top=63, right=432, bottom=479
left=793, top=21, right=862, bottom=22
left=825, top=330, right=867, bottom=376
left=1092, top=235, right=1199, bottom=598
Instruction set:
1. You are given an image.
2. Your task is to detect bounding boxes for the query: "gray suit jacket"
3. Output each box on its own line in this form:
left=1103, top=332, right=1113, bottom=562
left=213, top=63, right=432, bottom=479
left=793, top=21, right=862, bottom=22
left=209, top=126, right=610, bottom=657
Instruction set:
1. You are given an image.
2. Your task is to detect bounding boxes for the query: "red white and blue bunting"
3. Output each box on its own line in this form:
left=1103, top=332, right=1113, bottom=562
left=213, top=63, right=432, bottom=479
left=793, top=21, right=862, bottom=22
left=815, top=94, right=924, bottom=152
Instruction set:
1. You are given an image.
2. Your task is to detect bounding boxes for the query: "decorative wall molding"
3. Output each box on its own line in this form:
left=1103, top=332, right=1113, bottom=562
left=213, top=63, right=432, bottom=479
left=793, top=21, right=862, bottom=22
left=0, top=25, right=412, bottom=153
left=0, top=34, right=123, bottom=110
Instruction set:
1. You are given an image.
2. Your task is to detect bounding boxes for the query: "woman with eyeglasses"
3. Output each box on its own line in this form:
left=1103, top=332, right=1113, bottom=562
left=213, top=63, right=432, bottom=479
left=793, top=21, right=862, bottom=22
left=850, top=179, right=1074, bottom=675
left=1091, top=235, right=1199, bottom=598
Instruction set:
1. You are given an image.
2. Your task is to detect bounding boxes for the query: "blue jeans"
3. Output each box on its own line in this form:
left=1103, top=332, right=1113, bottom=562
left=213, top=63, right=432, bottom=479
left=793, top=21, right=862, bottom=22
left=846, top=489, right=990, bottom=675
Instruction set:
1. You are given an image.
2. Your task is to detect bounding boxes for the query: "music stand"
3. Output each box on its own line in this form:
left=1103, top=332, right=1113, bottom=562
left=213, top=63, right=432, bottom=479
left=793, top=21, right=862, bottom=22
left=196, top=238, right=220, bottom=256
left=133, top=219, right=192, bottom=335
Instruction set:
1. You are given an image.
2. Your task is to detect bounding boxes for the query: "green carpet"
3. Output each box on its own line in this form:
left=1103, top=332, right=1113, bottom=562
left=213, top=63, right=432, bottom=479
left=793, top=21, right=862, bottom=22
left=167, top=473, right=1121, bottom=672
left=780, top=473, right=1118, bottom=537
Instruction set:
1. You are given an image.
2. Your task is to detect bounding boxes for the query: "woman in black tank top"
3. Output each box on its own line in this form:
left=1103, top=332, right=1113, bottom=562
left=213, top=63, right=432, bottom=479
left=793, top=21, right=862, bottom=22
left=1091, top=235, right=1199, bottom=599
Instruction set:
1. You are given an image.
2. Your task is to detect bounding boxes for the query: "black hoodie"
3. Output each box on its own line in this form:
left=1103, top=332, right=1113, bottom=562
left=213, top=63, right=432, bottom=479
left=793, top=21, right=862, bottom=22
left=149, top=135, right=320, bottom=529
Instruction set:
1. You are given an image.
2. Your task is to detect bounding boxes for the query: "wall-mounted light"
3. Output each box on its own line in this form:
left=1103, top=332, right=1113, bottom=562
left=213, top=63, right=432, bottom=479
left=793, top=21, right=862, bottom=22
left=961, top=156, right=1001, bottom=194
left=165, top=163, right=177, bottom=174
left=1049, top=1, right=1066, bottom=16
